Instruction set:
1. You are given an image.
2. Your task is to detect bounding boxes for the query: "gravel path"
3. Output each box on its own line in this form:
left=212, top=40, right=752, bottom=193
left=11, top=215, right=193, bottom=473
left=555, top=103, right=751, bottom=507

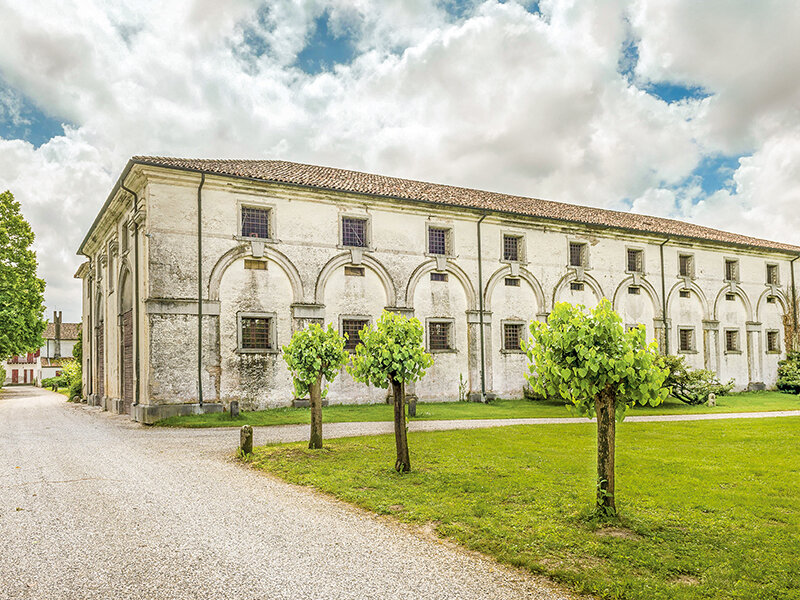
left=0, top=387, right=574, bottom=600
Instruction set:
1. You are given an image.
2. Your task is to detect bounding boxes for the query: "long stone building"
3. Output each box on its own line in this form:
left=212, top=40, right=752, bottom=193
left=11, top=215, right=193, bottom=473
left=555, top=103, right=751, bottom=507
left=76, top=157, right=800, bottom=423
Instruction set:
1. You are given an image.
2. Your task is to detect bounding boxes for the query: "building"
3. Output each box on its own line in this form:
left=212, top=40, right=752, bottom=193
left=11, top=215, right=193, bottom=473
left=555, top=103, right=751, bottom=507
left=2, top=311, right=80, bottom=386
left=76, top=157, right=800, bottom=423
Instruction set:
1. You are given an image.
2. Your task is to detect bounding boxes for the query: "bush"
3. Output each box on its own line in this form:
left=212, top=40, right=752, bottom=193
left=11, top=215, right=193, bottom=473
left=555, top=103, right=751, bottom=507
left=42, top=375, right=69, bottom=390
left=0, top=365, right=5, bottom=388
left=776, top=351, right=800, bottom=394
left=62, top=360, right=83, bottom=401
left=660, top=355, right=734, bottom=405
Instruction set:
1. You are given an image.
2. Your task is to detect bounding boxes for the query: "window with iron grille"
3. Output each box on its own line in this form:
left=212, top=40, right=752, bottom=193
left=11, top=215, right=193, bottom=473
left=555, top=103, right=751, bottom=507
left=766, top=264, right=779, bottom=285
left=767, top=330, right=780, bottom=352
left=428, top=321, right=452, bottom=351
left=341, top=217, right=368, bottom=247
left=428, top=227, right=450, bottom=255
left=241, top=206, right=271, bottom=239
left=503, top=323, right=524, bottom=351
left=503, top=235, right=522, bottom=262
left=627, top=249, right=643, bottom=273
left=505, top=277, right=520, bottom=287
left=569, top=242, right=586, bottom=267
left=678, top=328, right=694, bottom=352
left=430, top=272, right=448, bottom=282
left=725, top=329, right=739, bottom=352
left=341, top=319, right=369, bottom=351
left=678, top=254, right=693, bottom=278
left=240, top=316, right=272, bottom=351
left=679, top=289, right=690, bottom=298
left=570, top=281, right=584, bottom=291
left=724, top=259, right=739, bottom=282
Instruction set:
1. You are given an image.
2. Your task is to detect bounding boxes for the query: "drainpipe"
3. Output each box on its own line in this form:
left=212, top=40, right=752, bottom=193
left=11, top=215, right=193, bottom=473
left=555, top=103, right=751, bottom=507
left=792, top=256, right=799, bottom=351
left=477, top=214, right=487, bottom=403
left=120, top=183, right=141, bottom=407
left=659, top=238, right=670, bottom=355
left=197, top=173, right=206, bottom=407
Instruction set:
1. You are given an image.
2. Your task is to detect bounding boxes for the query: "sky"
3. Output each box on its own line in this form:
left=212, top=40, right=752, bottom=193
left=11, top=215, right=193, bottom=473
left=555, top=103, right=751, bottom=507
left=1, top=0, right=799, bottom=323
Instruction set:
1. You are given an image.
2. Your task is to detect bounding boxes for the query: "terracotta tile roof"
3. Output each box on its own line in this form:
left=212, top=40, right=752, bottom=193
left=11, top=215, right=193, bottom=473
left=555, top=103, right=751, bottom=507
left=44, top=322, right=81, bottom=340
left=132, top=156, right=800, bottom=254
left=41, top=357, right=76, bottom=368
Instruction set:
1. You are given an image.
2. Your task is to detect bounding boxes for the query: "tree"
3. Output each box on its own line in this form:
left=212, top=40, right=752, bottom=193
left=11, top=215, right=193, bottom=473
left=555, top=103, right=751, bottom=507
left=525, top=300, right=669, bottom=514
left=0, top=191, right=46, bottom=358
left=660, top=354, right=733, bottom=404
left=282, top=323, right=349, bottom=449
left=73, top=326, right=82, bottom=362
left=349, top=311, right=433, bottom=472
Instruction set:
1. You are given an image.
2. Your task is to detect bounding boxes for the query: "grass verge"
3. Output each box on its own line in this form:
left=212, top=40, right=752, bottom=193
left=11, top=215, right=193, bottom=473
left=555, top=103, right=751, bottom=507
left=250, top=417, right=800, bottom=599
left=156, top=390, right=800, bottom=428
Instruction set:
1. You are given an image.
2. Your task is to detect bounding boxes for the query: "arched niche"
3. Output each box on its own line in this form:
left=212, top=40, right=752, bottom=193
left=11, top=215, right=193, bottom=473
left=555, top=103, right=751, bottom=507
left=552, top=272, right=603, bottom=310
left=612, top=276, right=662, bottom=344
left=315, top=252, right=397, bottom=307
left=208, top=243, right=303, bottom=304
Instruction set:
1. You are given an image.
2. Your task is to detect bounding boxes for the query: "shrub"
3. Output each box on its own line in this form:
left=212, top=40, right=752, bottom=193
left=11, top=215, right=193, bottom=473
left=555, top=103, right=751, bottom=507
left=63, top=360, right=82, bottom=400
left=42, top=375, right=69, bottom=390
left=0, top=365, right=5, bottom=388
left=777, top=351, right=800, bottom=394
left=660, top=355, right=734, bottom=404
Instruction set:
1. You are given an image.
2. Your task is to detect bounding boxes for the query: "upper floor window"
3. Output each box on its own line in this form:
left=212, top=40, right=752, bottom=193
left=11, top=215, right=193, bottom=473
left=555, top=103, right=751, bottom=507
left=766, top=264, right=779, bottom=285
left=427, top=226, right=451, bottom=255
left=724, top=259, right=739, bottom=282
left=503, top=235, right=523, bottom=262
left=678, top=254, right=694, bottom=278
left=341, top=216, right=368, bottom=248
left=627, top=249, right=643, bottom=273
left=569, top=242, right=587, bottom=267
left=241, top=206, right=271, bottom=239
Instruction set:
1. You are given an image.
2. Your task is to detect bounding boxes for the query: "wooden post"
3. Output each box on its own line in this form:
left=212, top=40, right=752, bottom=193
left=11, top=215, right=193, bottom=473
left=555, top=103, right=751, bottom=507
left=595, top=389, right=616, bottom=513
left=391, top=378, right=411, bottom=472
left=240, top=425, right=253, bottom=455
left=309, top=374, right=323, bottom=449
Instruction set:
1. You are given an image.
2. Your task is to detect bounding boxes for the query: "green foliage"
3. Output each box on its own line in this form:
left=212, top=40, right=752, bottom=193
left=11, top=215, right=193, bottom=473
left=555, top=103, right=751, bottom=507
left=62, top=359, right=82, bottom=400
left=776, top=351, right=800, bottom=394
left=42, top=375, right=69, bottom=389
left=660, top=354, right=734, bottom=404
left=0, top=190, right=46, bottom=358
left=72, top=327, right=82, bottom=362
left=282, top=323, right=349, bottom=398
left=0, top=365, right=5, bottom=388
left=524, top=300, right=669, bottom=421
left=348, top=311, right=433, bottom=388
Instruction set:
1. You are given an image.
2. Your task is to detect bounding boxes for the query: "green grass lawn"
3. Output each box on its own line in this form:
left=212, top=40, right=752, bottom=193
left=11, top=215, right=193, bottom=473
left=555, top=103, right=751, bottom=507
left=155, top=390, right=800, bottom=428
left=250, top=417, right=800, bottom=600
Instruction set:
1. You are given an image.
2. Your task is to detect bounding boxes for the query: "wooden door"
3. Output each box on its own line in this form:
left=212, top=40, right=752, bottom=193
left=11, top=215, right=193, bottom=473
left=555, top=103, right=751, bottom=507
left=12, top=369, right=18, bottom=383
left=95, top=322, right=105, bottom=398
left=121, top=310, right=134, bottom=413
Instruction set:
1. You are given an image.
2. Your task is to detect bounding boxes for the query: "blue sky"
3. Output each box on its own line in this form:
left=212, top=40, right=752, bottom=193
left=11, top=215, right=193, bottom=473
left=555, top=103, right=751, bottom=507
left=0, top=83, right=67, bottom=148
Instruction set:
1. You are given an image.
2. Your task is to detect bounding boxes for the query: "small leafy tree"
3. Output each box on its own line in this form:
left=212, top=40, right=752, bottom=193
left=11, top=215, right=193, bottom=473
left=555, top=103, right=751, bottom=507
left=282, top=323, right=349, bottom=449
left=73, top=327, right=82, bottom=362
left=777, top=351, right=800, bottom=394
left=660, top=354, right=733, bottom=404
left=525, top=300, right=669, bottom=514
left=348, top=311, right=433, bottom=472
left=62, top=360, right=83, bottom=401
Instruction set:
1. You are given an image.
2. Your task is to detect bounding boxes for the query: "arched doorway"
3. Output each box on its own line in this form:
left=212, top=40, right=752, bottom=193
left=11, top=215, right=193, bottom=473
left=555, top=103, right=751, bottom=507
left=119, top=268, right=134, bottom=413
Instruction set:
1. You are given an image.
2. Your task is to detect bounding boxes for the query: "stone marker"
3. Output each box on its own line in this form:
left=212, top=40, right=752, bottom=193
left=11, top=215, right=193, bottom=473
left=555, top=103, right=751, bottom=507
left=707, top=392, right=716, bottom=407
left=240, top=425, right=253, bottom=455
left=230, top=400, right=240, bottom=418
left=407, top=395, right=417, bottom=418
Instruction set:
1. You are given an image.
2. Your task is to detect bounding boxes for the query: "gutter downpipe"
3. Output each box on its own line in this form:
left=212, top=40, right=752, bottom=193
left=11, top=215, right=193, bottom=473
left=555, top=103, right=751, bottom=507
left=659, top=238, right=670, bottom=355
left=477, top=214, right=487, bottom=403
left=791, top=256, right=799, bottom=351
left=197, top=173, right=206, bottom=407
left=120, top=183, right=141, bottom=407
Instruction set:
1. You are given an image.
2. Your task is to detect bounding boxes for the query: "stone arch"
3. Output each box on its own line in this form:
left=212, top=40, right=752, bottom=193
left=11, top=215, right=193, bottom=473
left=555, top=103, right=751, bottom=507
left=666, top=280, right=710, bottom=321
left=612, top=276, right=663, bottom=319
left=208, top=243, right=303, bottom=303
left=405, top=259, right=477, bottom=310
left=712, top=286, right=753, bottom=321
left=551, top=271, right=604, bottom=308
left=483, top=265, right=545, bottom=312
left=755, top=288, right=789, bottom=321
left=315, top=252, right=397, bottom=307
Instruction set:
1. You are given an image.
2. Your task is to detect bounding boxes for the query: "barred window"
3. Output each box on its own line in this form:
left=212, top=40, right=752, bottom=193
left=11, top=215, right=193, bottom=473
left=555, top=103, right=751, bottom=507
left=767, top=330, right=780, bottom=352
left=505, top=277, right=520, bottom=287
left=428, top=321, right=452, bottom=351
left=428, top=227, right=450, bottom=255
left=342, top=217, right=367, bottom=247
left=725, top=329, right=739, bottom=352
left=724, top=259, right=739, bottom=282
left=678, top=254, right=694, bottom=278
left=503, top=235, right=521, bottom=262
left=503, top=323, right=524, bottom=351
left=628, top=286, right=641, bottom=295
left=569, top=242, right=586, bottom=267
left=430, top=272, right=448, bottom=282
left=627, top=249, right=643, bottom=273
left=241, top=316, right=272, bottom=350
left=766, top=264, right=779, bottom=285
left=679, top=328, right=694, bottom=352
left=341, top=319, right=369, bottom=351
left=241, top=206, right=270, bottom=239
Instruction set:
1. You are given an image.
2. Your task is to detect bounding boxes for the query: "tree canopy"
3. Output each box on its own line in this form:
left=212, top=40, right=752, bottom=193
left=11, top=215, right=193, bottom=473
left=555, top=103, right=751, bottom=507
left=0, top=190, right=46, bottom=358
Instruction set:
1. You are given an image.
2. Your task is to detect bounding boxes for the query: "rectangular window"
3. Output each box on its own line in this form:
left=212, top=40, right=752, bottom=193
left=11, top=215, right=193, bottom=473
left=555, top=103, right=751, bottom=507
left=766, top=264, right=779, bottom=285
left=679, top=289, right=691, bottom=298
left=503, top=323, right=524, bottom=351
left=627, top=249, right=643, bottom=273
left=628, top=286, right=640, bottom=295
left=505, top=277, right=520, bottom=287
left=503, top=235, right=522, bottom=262
left=679, top=328, right=694, bottom=352
left=341, top=217, right=368, bottom=247
left=241, top=206, right=270, bottom=239
left=726, top=293, right=736, bottom=301
left=341, top=319, right=369, bottom=351
left=725, top=329, right=740, bottom=352
left=570, top=281, right=584, bottom=291
left=569, top=242, right=586, bottom=267
left=344, top=266, right=365, bottom=277
left=430, top=272, right=448, bottom=282
left=767, top=330, right=780, bottom=352
left=428, top=321, right=452, bottom=351
left=625, top=323, right=642, bottom=333
left=428, top=227, right=450, bottom=255
left=244, top=259, right=267, bottom=270
left=240, top=316, right=272, bottom=351
left=724, top=259, right=739, bottom=282
left=678, top=254, right=694, bottom=278
left=767, top=296, right=777, bottom=304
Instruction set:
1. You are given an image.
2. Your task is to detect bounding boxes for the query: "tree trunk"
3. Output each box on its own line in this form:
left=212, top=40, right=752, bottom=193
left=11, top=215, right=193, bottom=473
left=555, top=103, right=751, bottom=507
left=595, top=388, right=616, bottom=513
left=309, top=375, right=323, bottom=449
left=391, top=378, right=411, bottom=472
